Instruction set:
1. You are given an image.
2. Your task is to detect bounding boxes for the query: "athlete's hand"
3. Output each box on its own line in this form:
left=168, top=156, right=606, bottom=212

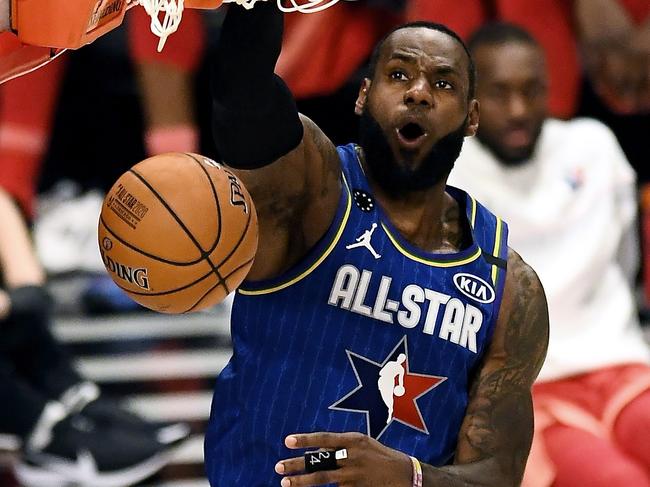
left=275, top=432, right=412, bottom=487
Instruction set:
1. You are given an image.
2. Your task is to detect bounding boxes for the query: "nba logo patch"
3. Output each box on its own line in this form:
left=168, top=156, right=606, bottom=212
left=329, top=337, right=446, bottom=439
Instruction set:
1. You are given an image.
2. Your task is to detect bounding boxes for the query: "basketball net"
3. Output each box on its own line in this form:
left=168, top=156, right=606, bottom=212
left=136, top=0, right=353, bottom=52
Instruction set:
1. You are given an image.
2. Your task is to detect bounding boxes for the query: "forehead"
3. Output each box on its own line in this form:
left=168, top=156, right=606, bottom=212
left=474, top=42, right=545, bottom=82
left=379, top=27, right=469, bottom=72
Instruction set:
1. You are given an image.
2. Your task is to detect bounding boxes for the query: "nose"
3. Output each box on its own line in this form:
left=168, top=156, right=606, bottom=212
left=404, top=77, right=433, bottom=107
left=507, top=93, right=529, bottom=120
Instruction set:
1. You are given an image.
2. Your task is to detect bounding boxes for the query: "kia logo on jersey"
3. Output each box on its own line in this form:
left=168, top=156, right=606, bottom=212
left=453, top=273, right=495, bottom=304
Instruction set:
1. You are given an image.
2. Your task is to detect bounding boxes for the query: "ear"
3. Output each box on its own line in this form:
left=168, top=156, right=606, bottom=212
left=465, top=99, right=480, bottom=137
left=355, top=78, right=371, bottom=116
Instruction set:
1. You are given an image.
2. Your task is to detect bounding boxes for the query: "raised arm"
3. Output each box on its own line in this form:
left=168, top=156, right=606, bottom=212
left=211, top=3, right=341, bottom=280
left=432, top=248, right=549, bottom=486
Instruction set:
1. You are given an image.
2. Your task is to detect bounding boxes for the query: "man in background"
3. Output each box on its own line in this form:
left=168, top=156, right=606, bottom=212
left=449, top=23, right=650, bottom=487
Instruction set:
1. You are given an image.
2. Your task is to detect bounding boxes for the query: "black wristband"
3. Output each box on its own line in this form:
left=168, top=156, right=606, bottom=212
left=211, top=2, right=303, bottom=168
left=212, top=75, right=303, bottom=169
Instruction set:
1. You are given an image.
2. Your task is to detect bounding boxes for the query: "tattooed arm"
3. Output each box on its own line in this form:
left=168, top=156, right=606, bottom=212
left=423, top=248, right=549, bottom=486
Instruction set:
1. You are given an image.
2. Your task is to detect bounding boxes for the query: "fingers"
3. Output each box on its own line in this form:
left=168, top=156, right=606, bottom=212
left=275, top=456, right=304, bottom=475
left=279, top=433, right=365, bottom=485
left=276, top=456, right=348, bottom=486
left=285, top=432, right=365, bottom=449
left=279, top=469, right=348, bottom=487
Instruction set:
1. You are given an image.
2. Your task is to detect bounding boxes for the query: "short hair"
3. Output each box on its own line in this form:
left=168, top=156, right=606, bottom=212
left=367, top=21, right=476, bottom=100
left=467, top=22, right=540, bottom=54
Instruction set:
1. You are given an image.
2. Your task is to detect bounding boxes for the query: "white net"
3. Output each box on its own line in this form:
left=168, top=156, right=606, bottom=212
left=225, top=0, right=350, bottom=12
left=137, top=0, right=353, bottom=51
left=137, top=0, right=185, bottom=52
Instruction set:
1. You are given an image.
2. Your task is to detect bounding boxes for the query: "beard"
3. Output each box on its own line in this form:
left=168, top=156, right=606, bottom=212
left=358, top=110, right=467, bottom=197
left=476, top=125, right=543, bottom=167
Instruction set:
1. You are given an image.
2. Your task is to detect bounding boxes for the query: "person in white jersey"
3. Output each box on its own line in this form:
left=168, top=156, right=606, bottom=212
left=448, top=22, right=650, bottom=487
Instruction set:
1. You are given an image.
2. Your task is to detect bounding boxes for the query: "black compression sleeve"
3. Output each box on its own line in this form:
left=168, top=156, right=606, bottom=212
left=211, top=3, right=304, bottom=168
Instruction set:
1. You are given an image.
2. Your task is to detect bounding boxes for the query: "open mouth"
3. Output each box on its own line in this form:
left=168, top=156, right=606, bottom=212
left=503, top=127, right=532, bottom=148
left=396, top=123, right=427, bottom=148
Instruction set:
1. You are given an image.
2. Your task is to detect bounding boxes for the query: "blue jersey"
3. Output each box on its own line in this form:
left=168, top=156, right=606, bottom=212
left=205, top=144, right=509, bottom=486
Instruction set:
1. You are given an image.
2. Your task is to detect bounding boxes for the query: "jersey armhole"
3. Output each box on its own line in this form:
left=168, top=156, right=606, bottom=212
left=238, top=173, right=352, bottom=296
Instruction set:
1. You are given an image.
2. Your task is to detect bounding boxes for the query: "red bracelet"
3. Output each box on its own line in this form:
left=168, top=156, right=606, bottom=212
left=410, top=456, right=423, bottom=487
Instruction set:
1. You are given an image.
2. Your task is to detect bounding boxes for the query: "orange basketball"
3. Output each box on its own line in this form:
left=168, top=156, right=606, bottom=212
left=98, top=152, right=258, bottom=314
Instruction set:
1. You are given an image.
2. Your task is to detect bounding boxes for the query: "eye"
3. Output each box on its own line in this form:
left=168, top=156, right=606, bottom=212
left=390, top=70, right=408, bottom=81
left=434, top=80, right=453, bottom=90
left=523, top=83, right=545, bottom=99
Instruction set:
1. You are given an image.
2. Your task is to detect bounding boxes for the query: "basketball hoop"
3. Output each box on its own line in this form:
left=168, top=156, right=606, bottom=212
left=136, top=0, right=353, bottom=51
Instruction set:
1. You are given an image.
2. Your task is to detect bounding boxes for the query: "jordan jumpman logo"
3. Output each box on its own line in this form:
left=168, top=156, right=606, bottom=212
left=346, top=223, right=381, bottom=259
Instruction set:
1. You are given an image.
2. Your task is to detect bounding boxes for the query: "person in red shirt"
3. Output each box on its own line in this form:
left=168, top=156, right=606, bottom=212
left=406, top=0, right=649, bottom=119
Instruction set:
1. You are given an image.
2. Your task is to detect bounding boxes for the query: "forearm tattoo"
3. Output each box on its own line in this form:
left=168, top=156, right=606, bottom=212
left=459, top=250, right=549, bottom=483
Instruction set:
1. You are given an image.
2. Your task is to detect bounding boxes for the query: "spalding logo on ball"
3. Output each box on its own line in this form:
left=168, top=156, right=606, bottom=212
left=98, top=152, right=258, bottom=314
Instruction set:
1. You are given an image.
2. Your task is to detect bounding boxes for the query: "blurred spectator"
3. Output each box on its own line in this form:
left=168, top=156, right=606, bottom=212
left=0, top=57, right=65, bottom=219
left=276, top=1, right=404, bottom=144
left=67, top=6, right=213, bottom=312
left=0, top=6, right=211, bottom=310
left=408, top=0, right=649, bottom=308
left=575, top=0, right=649, bottom=187
left=448, top=23, right=650, bottom=487
left=575, top=0, right=649, bottom=116
left=407, top=0, right=648, bottom=116
left=406, top=0, right=580, bottom=119
left=277, top=1, right=402, bottom=101
left=0, top=11, right=198, bottom=481
left=128, top=6, right=207, bottom=156
left=36, top=7, right=209, bottom=197
left=0, top=186, right=190, bottom=485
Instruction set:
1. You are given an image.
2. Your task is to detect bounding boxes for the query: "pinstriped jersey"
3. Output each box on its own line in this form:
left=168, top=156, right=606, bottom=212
left=204, top=143, right=509, bottom=486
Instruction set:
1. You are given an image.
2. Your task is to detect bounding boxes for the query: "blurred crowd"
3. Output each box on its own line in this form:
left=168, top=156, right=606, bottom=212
left=0, top=0, right=648, bottom=485
left=1, top=0, right=647, bottom=292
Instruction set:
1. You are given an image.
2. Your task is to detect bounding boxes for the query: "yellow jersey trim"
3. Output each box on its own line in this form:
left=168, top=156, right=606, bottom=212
left=491, top=217, right=504, bottom=284
left=469, top=195, right=477, bottom=228
left=381, top=223, right=482, bottom=268
left=238, top=176, right=352, bottom=296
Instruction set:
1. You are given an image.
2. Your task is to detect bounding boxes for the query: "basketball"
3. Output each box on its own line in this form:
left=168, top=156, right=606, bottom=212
left=394, top=385, right=405, bottom=397
left=97, top=152, right=258, bottom=314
